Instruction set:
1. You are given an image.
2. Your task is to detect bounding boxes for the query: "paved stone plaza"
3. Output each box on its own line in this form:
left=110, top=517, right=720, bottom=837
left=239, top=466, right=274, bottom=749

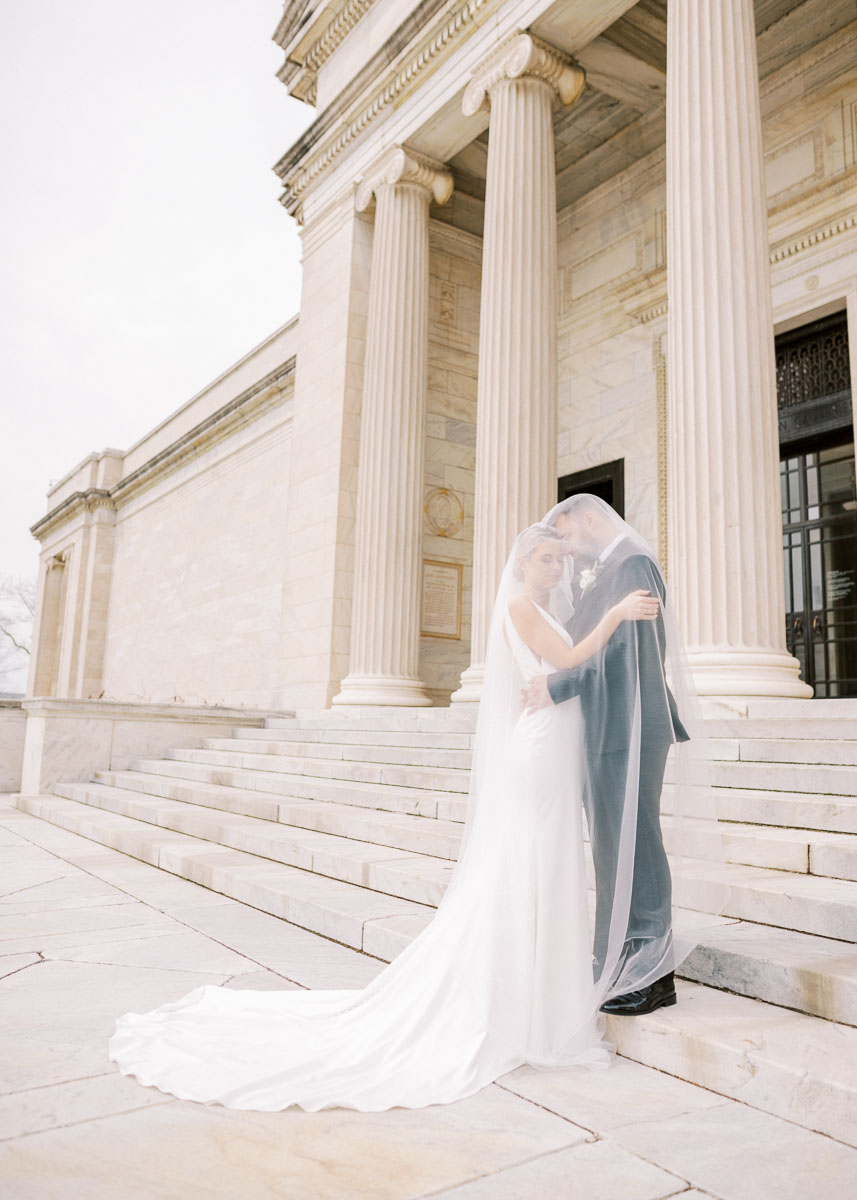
left=1, top=795, right=853, bottom=1200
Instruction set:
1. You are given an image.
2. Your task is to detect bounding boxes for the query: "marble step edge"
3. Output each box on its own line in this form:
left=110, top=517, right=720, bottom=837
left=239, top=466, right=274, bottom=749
left=704, top=787, right=857, bottom=833
left=234, top=727, right=477, bottom=751
left=179, top=742, right=857, bottom=799
left=12, top=792, right=431, bottom=954
left=163, top=746, right=472, bottom=794
left=53, top=781, right=457, bottom=906
left=705, top=718, right=857, bottom=741
left=75, top=777, right=465, bottom=865
left=125, top=757, right=469, bottom=820
left=85, top=771, right=857, bottom=883
left=280, top=711, right=479, bottom=734
left=607, top=979, right=857, bottom=1149
left=205, top=736, right=475, bottom=770
left=214, top=732, right=857, bottom=771
left=13, top=791, right=857, bottom=1034
left=230, top=726, right=857, bottom=766
left=672, top=759, right=857, bottom=798
left=40, top=783, right=857, bottom=943
left=128, top=753, right=857, bottom=834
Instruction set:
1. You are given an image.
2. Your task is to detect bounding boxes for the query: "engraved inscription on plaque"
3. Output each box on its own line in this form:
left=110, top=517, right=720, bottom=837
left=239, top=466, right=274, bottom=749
left=422, top=559, right=462, bottom=639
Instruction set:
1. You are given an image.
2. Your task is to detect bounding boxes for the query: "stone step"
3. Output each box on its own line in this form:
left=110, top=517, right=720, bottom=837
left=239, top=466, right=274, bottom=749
left=234, top=726, right=476, bottom=750
left=164, top=746, right=471, bottom=794
left=91, top=769, right=857, bottom=883
left=97, top=769, right=464, bottom=855
left=53, top=781, right=457, bottom=906
left=671, top=819, right=857, bottom=882
left=16, top=789, right=857, bottom=1029
left=284, top=709, right=479, bottom=733
left=706, top=717, right=857, bottom=741
left=205, top=736, right=475, bottom=770
left=608, top=979, right=857, bottom=1148
left=98, top=766, right=857, bottom=881
left=125, top=758, right=468, bottom=821
left=713, top=861, right=857, bottom=940
left=671, top=758, right=857, bottom=798
left=52, top=778, right=857, bottom=940
left=745, top=698, right=857, bottom=719
left=14, top=792, right=433, bottom=952
left=734, top=738, right=857, bottom=767
left=711, top=787, right=857, bottom=833
left=680, top=921, right=857, bottom=1026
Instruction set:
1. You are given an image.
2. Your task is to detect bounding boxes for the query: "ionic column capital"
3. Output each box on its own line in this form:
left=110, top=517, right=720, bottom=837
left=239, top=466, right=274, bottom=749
left=355, top=145, right=453, bottom=212
left=462, top=31, right=585, bottom=117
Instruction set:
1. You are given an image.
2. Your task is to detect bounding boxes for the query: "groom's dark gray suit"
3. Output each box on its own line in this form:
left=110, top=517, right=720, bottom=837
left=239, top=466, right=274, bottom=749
left=546, top=539, right=688, bottom=976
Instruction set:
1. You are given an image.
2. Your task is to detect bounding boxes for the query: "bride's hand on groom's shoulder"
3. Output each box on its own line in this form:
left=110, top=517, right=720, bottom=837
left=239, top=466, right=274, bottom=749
left=521, top=675, right=552, bottom=713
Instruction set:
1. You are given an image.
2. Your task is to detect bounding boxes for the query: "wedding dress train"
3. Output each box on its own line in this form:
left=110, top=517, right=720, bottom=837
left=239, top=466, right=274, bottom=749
left=107, top=604, right=611, bottom=1112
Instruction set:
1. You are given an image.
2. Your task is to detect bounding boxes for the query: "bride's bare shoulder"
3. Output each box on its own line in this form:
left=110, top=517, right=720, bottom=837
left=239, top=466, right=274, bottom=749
left=507, top=594, right=537, bottom=620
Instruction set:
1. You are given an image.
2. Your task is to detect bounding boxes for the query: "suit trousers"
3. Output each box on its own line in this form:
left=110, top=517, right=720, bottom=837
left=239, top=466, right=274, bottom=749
left=584, top=742, right=672, bottom=977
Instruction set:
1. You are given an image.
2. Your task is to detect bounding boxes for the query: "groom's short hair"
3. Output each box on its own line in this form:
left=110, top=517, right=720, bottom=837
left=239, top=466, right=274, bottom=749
left=555, top=495, right=600, bottom=522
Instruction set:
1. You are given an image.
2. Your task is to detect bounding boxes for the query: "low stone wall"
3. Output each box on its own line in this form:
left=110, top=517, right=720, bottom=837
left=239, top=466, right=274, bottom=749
left=0, top=700, right=26, bottom=792
left=18, top=698, right=288, bottom=795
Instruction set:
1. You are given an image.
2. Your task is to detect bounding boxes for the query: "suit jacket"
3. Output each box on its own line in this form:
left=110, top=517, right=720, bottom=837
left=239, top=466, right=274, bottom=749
left=546, top=541, right=689, bottom=755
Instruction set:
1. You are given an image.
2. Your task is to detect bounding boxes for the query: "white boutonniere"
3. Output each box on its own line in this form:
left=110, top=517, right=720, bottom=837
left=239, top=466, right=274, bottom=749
left=578, top=563, right=602, bottom=594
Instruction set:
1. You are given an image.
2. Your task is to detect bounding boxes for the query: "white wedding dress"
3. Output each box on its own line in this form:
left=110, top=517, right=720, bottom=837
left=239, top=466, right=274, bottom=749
left=108, top=602, right=611, bottom=1112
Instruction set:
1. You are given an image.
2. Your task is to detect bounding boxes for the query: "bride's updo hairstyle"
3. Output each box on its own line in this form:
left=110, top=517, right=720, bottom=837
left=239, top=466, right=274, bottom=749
left=512, top=522, right=562, bottom=582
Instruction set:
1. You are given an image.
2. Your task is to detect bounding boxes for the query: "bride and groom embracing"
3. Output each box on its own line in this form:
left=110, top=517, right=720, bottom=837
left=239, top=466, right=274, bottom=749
left=109, top=494, right=723, bottom=1113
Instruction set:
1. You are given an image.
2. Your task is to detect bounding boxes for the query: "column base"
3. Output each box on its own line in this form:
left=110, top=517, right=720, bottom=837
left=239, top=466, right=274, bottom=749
left=331, top=674, right=432, bottom=707
left=450, top=664, right=484, bottom=704
left=687, top=650, right=814, bottom=699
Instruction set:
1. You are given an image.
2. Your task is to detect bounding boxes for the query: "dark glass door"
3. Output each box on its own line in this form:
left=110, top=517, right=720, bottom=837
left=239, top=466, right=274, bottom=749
left=557, top=458, right=624, bottom=517
left=777, top=310, right=856, bottom=697
left=781, top=443, right=857, bottom=696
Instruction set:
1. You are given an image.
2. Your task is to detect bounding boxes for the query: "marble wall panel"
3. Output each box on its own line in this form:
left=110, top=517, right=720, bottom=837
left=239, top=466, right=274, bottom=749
left=100, top=409, right=292, bottom=710
left=0, top=706, right=26, bottom=793
left=420, top=233, right=481, bottom=703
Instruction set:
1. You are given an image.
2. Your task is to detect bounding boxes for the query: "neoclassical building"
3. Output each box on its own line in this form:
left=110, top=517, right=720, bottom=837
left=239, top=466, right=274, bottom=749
left=6, top=3, right=857, bottom=1137
left=23, top=0, right=857, bottom=714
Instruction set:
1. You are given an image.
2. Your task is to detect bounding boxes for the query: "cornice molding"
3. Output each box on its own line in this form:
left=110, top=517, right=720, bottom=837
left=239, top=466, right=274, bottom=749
left=31, top=359, right=296, bottom=543
left=279, top=0, right=380, bottom=103
left=355, top=145, right=453, bottom=211
left=277, top=0, right=499, bottom=221
left=461, top=31, right=585, bottom=116
left=305, top=0, right=377, bottom=75
left=770, top=211, right=857, bottom=265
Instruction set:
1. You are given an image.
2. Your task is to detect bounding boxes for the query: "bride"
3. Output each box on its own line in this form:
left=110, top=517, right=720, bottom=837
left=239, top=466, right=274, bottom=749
left=108, top=503, right=711, bottom=1112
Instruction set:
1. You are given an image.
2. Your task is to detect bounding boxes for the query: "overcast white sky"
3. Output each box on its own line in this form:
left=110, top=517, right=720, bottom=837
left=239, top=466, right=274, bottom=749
left=0, top=0, right=314, bottom=585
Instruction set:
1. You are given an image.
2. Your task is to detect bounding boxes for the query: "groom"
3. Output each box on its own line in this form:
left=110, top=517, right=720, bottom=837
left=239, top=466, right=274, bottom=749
left=523, top=496, right=688, bottom=1015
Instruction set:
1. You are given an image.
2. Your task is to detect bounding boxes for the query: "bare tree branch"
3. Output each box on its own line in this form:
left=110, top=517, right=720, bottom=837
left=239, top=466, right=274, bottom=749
left=0, top=622, right=30, bottom=655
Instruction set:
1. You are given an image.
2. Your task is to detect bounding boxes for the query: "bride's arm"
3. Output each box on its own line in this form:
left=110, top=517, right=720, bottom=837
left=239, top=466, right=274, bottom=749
left=507, top=592, right=656, bottom=669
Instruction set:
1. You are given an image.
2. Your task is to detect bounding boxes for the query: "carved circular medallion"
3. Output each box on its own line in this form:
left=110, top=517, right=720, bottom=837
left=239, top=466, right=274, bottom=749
left=424, top=487, right=464, bottom=538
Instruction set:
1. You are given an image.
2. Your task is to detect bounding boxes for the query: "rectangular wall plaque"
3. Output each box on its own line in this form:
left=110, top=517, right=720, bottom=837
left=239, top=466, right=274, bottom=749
left=421, top=559, right=462, bottom=640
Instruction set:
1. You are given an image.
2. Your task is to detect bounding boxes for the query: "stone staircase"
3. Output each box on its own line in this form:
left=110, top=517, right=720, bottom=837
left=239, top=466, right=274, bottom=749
left=12, top=698, right=857, bottom=1147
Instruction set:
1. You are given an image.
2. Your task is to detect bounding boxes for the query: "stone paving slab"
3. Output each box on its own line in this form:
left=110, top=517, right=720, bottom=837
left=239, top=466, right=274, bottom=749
left=1, top=795, right=853, bottom=1200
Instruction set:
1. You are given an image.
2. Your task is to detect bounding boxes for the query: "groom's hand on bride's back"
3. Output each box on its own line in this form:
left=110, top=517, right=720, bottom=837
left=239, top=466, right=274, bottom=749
left=522, top=675, right=553, bottom=713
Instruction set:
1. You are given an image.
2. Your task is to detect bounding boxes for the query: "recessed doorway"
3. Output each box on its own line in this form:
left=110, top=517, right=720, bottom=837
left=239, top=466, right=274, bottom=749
left=777, top=313, right=856, bottom=697
left=557, top=458, right=625, bottom=518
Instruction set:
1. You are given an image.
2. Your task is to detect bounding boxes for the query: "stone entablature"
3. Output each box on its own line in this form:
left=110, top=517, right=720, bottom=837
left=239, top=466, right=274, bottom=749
left=273, top=0, right=635, bottom=222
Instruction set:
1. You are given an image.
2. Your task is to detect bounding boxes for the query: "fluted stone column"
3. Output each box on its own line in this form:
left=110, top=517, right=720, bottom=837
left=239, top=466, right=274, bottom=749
left=666, top=0, right=811, bottom=698
left=452, top=33, right=585, bottom=703
left=333, top=146, right=453, bottom=706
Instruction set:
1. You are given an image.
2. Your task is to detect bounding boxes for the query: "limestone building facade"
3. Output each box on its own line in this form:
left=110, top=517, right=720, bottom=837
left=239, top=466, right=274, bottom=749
left=24, top=0, right=857, bottom=715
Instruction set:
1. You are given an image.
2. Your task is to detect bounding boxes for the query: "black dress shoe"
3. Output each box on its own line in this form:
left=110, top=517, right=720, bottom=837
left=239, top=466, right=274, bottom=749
left=600, top=971, right=677, bottom=1016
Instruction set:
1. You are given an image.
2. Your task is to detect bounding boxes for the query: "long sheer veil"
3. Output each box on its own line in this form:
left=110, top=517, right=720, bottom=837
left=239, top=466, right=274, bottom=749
left=107, top=496, right=729, bottom=1112
left=447, top=494, right=729, bottom=1003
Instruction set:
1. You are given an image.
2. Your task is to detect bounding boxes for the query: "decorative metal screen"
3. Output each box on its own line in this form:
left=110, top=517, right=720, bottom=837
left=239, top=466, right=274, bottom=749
left=776, top=314, right=851, bottom=410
